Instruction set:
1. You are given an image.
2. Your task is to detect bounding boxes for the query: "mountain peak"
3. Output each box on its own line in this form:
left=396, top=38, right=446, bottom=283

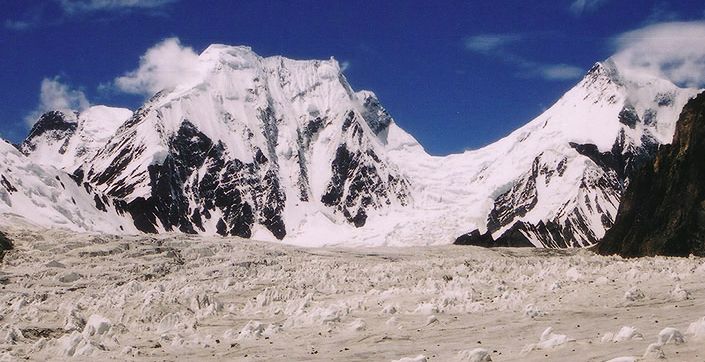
left=21, top=111, right=79, bottom=155
left=588, top=59, right=621, bottom=79
left=580, top=59, right=625, bottom=91
left=199, top=44, right=260, bottom=67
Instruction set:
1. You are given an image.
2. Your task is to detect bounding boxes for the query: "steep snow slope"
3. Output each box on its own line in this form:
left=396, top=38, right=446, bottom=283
left=14, top=47, right=700, bottom=247
left=0, top=139, right=133, bottom=233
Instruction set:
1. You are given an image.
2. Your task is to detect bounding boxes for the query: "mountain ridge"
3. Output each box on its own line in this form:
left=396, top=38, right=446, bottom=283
left=8, top=46, right=702, bottom=247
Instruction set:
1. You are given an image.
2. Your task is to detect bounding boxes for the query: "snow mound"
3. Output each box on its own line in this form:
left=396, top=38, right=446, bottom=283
left=349, top=318, right=367, bottom=331
left=624, top=287, right=646, bottom=302
left=602, top=326, right=643, bottom=343
left=58, top=331, right=100, bottom=357
left=670, top=284, right=691, bottom=301
left=413, top=303, right=439, bottom=315
left=605, top=357, right=637, bottom=362
left=83, top=314, right=111, bottom=336
left=524, top=304, right=545, bottom=318
left=657, top=327, right=685, bottom=345
left=235, top=320, right=280, bottom=340
left=686, top=316, right=705, bottom=339
left=381, top=303, right=398, bottom=315
left=457, top=348, right=492, bottom=361
left=522, top=327, right=574, bottom=353
left=392, top=355, right=427, bottom=362
left=643, top=342, right=666, bottom=359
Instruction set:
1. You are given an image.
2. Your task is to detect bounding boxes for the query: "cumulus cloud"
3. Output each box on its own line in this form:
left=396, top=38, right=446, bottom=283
left=612, top=21, right=705, bottom=88
left=25, top=77, right=90, bottom=126
left=114, top=37, right=203, bottom=96
left=464, top=33, right=584, bottom=82
left=569, top=0, right=610, bottom=16
left=58, top=0, right=178, bottom=14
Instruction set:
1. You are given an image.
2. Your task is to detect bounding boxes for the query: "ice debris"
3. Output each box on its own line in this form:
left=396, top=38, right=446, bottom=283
left=522, top=327, right=574, bottom=353
left=457, top=348, right=492, bottom=361
left=601, top=326, right=643, bottom=343
left=392, top=355, right=427, bottom=362
left=657, top=327, right=685, bottom=345
left=624, top=287, right=645, bottom=302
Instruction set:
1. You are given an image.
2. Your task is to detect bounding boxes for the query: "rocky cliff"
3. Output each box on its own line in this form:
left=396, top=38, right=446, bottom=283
left=598, top=91, right=705, bottom=256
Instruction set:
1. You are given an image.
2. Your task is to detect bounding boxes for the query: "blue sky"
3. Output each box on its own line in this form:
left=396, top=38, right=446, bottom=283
left=1, top=0, right=705, bottom=155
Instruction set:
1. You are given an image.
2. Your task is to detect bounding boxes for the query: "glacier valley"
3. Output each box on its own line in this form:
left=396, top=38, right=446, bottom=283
left=1, top=228, right=705, bottom=361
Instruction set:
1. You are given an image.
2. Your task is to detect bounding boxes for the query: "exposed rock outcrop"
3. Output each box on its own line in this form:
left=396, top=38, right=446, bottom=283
left=598, top=92, right=705, bottom=256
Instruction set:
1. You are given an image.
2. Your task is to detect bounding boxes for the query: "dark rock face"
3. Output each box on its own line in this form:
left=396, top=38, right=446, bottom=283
left=321, top=114, right=410, bottom=227
left=456, top=215, right=593, bottom=248
left=486, top=155, right=555, bottom=233
left=322, top=144, right=409, bottom=227
left=571, top=130, right=659, bottom=184
left=0, top=230, right=12, bottom=263
left=295, top=117, right=326, bottom=202
left=618, top=105, right=640, bottom=129
left=104, top=120, right=286, bottom=239
left=455, top=128, right=652, bottom=248
left=455, top=226, right=534, bottom=248
left=0, top=230, right=12, bottom=252
left=599, top=92, right=705, bottom=257
left=359, top=93, right=393, bottom=135
left=1, top=175, right=17, bottom=193
left=20, top=111, right=77, bottom=155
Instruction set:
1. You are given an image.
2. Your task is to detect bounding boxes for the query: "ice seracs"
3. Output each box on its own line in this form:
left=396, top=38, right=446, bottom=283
left=0, top=138, right=132, bottom=233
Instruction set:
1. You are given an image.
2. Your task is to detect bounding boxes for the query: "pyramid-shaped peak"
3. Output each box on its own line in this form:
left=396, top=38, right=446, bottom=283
left=582, top=59, right=624, bottom=85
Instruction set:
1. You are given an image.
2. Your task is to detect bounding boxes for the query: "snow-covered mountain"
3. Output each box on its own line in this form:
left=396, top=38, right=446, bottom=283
left=22, top=45, right=411, bottom=243
left=448, top=60, right=700, bottom=247
left=13, top=45, right=701, bottom=247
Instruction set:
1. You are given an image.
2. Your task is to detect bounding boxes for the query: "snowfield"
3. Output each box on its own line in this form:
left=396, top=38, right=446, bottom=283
left=1, top=229, right=705, bottom=361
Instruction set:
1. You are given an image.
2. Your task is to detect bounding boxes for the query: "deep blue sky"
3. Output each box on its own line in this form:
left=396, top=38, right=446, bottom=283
left=1, top=0, right=704, bottom=155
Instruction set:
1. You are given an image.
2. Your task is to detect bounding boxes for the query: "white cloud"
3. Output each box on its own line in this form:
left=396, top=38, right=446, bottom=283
left=4, top=20, right=32, bottom=31
left=464, top=33, right=584, bottom=82
left=4, top=0, right=178, bottom=31
left=465, top=34, right=522, bottom=54
left=25, top=77, right=90, bottom=126
left=114, top=37, right=203, bottom=96
left=340, top=61, right=351, bottom=72
left=537, top=64, right=585, bottom=80
left=643, top=2, right=679, bottom=24
left=58, top=0, right=178, bottom=14
left=569, top=0, right=610, bottom=16
left=612, top=21, right=705, bottom=88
